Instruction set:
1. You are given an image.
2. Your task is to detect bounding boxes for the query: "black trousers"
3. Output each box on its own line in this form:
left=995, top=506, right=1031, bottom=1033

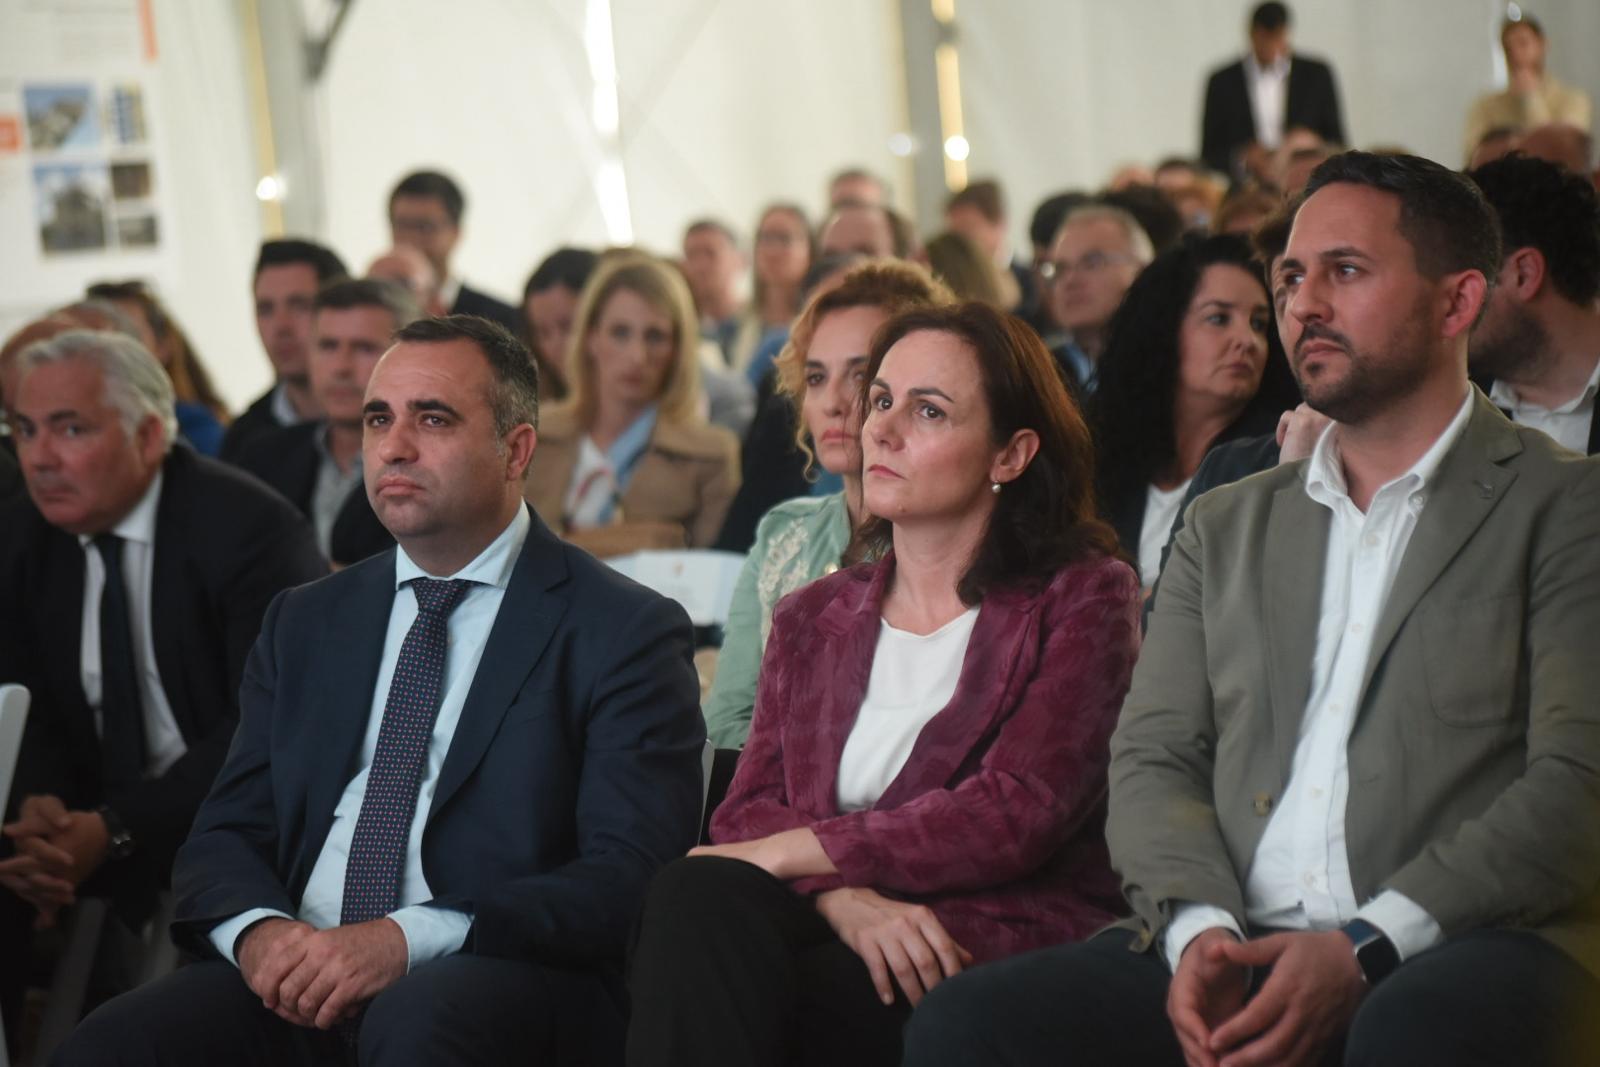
left=626, top=856, right=911, bottom=1067
left=902, top=927, right=1600, bottom=1067
left=52, top=952, right=625, bottom=1066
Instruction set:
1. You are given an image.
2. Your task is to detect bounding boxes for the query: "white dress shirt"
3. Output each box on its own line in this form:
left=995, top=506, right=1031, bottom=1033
left=1138, top=479, right=1192, bottom=588
left=309, top=427, right=363, bottom=558
left=1488, top=358, right=1599, bottom=456
left=269, top=382, right=302, bottom=427
left=1164, top=391, right=1475, bottom=970
left=209, top=505, right=531, bottom=971
left=835, top=608, right=979, bottom=812
left=1243, top=53, right=1291, bottom=149
left=77, top=470, right=188, bottom=780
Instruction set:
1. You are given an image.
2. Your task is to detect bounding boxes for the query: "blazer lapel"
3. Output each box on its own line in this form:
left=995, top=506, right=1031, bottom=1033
left=803, top=559, right=890, bottom=814
left=150, top=452, right=192, bottom=736
left=1356, top=398, right=1521, bottom=706
left=1262, top=478, right=1329, bottom=784
left=875, top=587, right=1035, bottom=810
left=427, top=515, right=567, bottom=822
left=1588, top=404, right=1600, bottom=457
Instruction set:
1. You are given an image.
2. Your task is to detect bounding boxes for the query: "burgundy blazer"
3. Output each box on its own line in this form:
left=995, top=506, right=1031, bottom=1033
left=710, top=553, right=1142, bottom=964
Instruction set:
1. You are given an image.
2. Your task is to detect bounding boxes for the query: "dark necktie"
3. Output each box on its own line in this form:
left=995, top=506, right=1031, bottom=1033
left=93, top=533, right=146, bottom=796
left=340, top=577, right=472, bottom=926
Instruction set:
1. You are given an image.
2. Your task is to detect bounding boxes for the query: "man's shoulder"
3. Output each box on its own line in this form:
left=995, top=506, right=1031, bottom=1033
left=1189, top=456, right=1303, bottom=524
left=233, top=421, right=318, bottom=475
left=164, top=447, right=319, bottom=540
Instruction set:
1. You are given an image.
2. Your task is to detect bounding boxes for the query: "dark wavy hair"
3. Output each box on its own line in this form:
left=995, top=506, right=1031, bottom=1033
left=849, top=302, right=1121, bottom=604
left=1090, top=232, right=1297, bottom=514
left=1469, top=153, right=1600, bottom=307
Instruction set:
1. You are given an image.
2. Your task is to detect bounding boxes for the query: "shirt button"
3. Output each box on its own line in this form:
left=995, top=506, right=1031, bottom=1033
left=1303, top=872, right=1318, bottom=888
left=1363, top=534, right=1379, bottom=548
left=1328, top=702, right=1342, bottom=714
left=1311, top=786, right=1325, bottom=798
left=1349, top=622, right=1364, bottom=635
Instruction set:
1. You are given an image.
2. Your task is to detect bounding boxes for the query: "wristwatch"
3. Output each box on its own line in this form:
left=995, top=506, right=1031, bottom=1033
left=96, top=805, right=137, bottom=861
left=1340, top=919, right=1400, bottom=986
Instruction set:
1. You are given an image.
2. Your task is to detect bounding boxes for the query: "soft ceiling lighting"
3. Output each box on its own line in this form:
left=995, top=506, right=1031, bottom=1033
left=887, top=132, right=916, bottom=157
left=584, top=0, right=633, bottom=245
left=943, top=135, right=970, bottom=162
left=255, top=175, right=285, bottom=202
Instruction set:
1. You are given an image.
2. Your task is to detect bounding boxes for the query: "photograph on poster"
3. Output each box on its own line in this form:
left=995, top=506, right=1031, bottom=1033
left=111, top=159, right=152, bottom=200
left=115, top=214, right=158, bottom=248
left=23, top=84, right=100, bottom=151
left=109, top=83, right=148, bottom=145
left=35, top=161, right=110, bottom=253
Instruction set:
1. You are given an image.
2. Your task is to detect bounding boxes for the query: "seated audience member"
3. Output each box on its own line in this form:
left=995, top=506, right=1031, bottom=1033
left=53, top=315, right=705, bottom=1067
left=1090, top=233, right=1294, bottom=589
left=1212, top=182, right=1280, bottom=235
left=1517, top=122, right=1596, bottom=179
left=905, top=152, right=1600, bottom=1067
left=1468, top=153, right=1600, bottom=456
left=0, top=331, right=323, bottom=1047
left=732, top=203, right=815, bottom=381
left=525, top=255, right=740, bottom=555
left=387, top=169, right=520, bottom=334
left=366, top=244, right=444, bottom=317
left=236, top=279, right=419, bottom=566
left=1277, top=135, right=1338, bottom=199
left=1468, top=124, right=1521, bottom=170
left=1100, top=186, right=1185, bottom=254
left=1040, top=205, right=1154, bottom=393
left=1200, top=1, right=1345, bottom=183
left=681, top=218, right=746, bottom=363
left=86, top=281, right=231, bottom=456
left=701, top=261, right=953, bottom=749
left=628, top=301, right=1143, bottom=1067
left=712, top=252, right=868, bottom=554
left=1464, top=14, right=1593, bottom=164
left=819, top=202, right=899, bottom=260
left=945, top=179, right=1033, bottom=313
left=1025, top=191, right=1093, bottom=338
left=222, top=239, right=350, bottom=462
left=925, top=231, right=1006, bottom=308
left=521, top=247, right=599, bottom=402
left=828, top=167, right=888, bottom=209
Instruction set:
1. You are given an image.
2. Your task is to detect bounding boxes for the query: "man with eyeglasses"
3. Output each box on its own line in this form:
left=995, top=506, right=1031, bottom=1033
left=388, top=170, right=521, bottom=337
left=1040, top=204, right=1154, bottom=394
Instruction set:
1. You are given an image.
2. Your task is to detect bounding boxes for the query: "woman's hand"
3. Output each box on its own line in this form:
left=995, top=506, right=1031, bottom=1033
left=689, top=828, right=836, bottom=880
left=814, top=886, right=973, bottom=1007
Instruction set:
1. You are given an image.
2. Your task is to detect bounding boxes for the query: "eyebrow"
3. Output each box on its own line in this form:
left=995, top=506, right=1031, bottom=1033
left=907, top=387, right=954, bottom=402
left=1279, top=246, right=1374, bottom=274
left=805, top=355, right=870, bottom=368
left=45, top=409, right=85, bottom=424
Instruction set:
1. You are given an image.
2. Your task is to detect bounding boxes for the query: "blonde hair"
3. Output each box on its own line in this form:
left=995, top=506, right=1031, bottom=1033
left=772, top=259, right=954, bottom=472
left=558, top=253, right=703, bottom=427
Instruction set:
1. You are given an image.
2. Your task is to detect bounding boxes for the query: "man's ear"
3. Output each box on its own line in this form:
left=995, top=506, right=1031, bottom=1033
left=505, top=424, right=537, bottom=482
left=1502, top=246, right=1547, bottom=302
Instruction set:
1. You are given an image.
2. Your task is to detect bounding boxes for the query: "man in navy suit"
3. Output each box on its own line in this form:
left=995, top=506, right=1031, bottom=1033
left=388, top=171, right=522, bottom=336
left=1200, top=2, right=1345, bottom=182
left=58, top=316, right=706, bottom=1065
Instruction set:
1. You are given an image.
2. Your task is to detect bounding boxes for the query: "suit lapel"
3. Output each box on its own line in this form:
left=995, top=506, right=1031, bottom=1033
left=1262, top=478, right=1329, bottom=783
left=427, top=515, right=567, bottom=822
left=1588, top=404, right=1600, bottom=457
left=804, top=560, right=889, bottom=814
left=875, top=587, right=1035, bottom=810
left=150, top=451, right=191, bottom=736
left=1356, top=398, right=1521, bottom=706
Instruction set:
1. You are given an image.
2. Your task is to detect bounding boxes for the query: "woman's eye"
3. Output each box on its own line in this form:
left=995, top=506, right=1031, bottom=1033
left=805, top=372, right=825, bottom=387
left=918, top=403, right=943, bottom=420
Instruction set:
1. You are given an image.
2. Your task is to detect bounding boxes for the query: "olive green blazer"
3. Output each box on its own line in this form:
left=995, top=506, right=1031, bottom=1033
left=1108, top=390, right=1600, bottom=975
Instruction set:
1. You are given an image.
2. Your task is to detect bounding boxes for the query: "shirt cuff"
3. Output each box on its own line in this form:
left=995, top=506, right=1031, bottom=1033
left=1357, top=890, right=1442, bottom=963
left=388, top=904, right=473, bottom=972
left=208, top=908, right=295, bottom=967
left=1161, top=902, right=1244, bottom=973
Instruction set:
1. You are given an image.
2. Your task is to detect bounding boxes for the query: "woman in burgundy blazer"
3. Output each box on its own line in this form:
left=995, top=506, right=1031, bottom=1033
left=627, top=302, right=1141, bottom=1067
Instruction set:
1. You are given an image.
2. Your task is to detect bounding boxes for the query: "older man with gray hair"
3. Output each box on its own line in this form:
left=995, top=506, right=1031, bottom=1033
left=0, top=329, right=324, bottom=1044
left=1041, top=204, right=1155, bottom=394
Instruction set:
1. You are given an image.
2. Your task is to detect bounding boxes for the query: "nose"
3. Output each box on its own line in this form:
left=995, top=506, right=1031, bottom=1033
left=866, top=402, right=903, bottom=453
left=374, top=418, right=415, bottom=466
left=1288, top=270, right=1330, bottom=327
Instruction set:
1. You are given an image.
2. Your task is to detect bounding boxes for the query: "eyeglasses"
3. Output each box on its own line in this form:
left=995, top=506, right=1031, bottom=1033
left=1039, top=251, right=1140, bottom=282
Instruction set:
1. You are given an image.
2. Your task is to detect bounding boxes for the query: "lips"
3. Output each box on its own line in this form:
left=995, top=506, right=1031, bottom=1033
left=818, top=429, right=854, bottom=444
left=865, top=463, right=902, bottom=479
left=374, top=474, right=423, bottom=495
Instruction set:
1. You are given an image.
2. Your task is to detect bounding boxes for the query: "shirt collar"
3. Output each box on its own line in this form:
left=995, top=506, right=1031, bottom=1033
left=313, top=422, right=363, bottom=472
left=1305, top=389, right=1475, bottom=508
left=607, top=405, right=658, bottom=473
left=79, top=468, right=164, bottom=549
left=1244, top=52, right=1291, bottom=81
left=270, top=382, right=300, bottom=426
left=394, top=502, right=531, bottom=588
left=1488, top=357, right=1600, bottom=416
left=438, top=275, right=463, bottom=312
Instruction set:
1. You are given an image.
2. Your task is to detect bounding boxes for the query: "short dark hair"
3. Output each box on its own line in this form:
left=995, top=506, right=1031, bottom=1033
left=1250, top=202, right=1297, bottom=265
left=1029, top=191, right=1092, bottom=253
left=523, top=247, right=599, bottom=300
left=850, top=302, right=1121, bottom=603
left=684, top=218, right=739, bottom=248
left=946, top=179, right=1005, bottom=224
left=1098, top=186, right=1185, bottom=254
left=254, top=239, right=347, bottom=284
left=1251, top=2, right=1290, bottom=31
left=314, top=277, right=418, bottom=329
left=1469, top=154, right=1600, bottom=307
left=392, top=315, right=538, bottom=434
left=1301, top=151, right=1502, bottom=283
left=389, top=170, right=465, bottom=225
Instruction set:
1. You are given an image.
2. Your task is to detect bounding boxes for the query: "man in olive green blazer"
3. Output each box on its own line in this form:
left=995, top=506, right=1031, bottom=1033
left=902, top=153, right=1600, bottom=1067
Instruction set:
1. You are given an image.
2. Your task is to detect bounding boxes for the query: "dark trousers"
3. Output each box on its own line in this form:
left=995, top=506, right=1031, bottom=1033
left=626, top=856, right=911, bottom=1067
left=52, top=952, right=625, bottom=1066
left=902, top=927, right=1600, bottom=1067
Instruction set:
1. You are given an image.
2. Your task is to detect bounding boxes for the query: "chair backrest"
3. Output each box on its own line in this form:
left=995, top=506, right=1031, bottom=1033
left=0, top=683, right=29, bottom=812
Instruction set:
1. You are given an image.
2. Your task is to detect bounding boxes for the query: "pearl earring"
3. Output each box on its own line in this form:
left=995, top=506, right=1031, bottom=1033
left=991, top=481, right=1002, bottom=494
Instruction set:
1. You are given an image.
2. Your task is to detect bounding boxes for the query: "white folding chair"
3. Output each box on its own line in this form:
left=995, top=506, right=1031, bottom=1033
left=0, top=683, right=31, bottom=1067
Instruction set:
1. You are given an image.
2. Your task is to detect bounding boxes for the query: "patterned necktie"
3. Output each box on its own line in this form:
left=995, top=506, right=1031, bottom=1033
left=340, top=577, right=472, bottom=926
left=93, top=533, right=146, bottom=796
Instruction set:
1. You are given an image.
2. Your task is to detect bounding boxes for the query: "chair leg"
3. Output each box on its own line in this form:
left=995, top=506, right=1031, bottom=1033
left=32, top=899, right=109, bottom=1064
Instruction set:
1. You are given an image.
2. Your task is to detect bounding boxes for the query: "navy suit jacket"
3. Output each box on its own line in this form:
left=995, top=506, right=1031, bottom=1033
left=234, top=421, right=394, bottom=567
left=170, top=509, right=705, bottom=977
left=451, top=283, right=523, bottom=337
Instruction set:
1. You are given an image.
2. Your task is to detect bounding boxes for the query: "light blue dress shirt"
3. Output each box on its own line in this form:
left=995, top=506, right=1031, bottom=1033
left=208, top=505, right=532, bottom=971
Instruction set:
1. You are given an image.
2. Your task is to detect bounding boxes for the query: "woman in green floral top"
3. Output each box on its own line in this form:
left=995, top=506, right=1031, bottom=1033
left=703, top=260, right=953, bottom=747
